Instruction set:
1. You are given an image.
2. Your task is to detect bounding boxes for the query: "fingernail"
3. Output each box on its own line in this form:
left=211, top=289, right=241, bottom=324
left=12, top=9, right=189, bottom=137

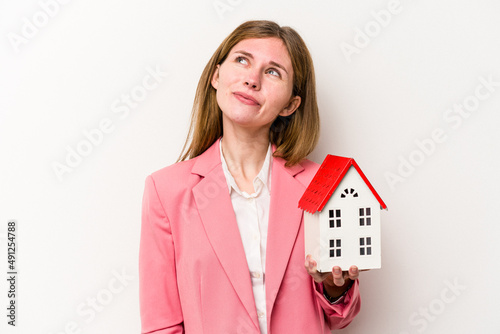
left=334, top=267, right=341, bottom=274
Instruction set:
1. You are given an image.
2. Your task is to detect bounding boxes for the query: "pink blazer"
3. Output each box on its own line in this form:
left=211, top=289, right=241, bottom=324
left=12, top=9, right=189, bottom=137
left=139, top=139, right=361, bottom=333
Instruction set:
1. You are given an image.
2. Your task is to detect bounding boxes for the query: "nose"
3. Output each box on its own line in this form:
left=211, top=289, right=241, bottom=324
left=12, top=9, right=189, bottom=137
left=244, top=70, right=260, bottom=90
left=245, top=80, right=258, bottom=89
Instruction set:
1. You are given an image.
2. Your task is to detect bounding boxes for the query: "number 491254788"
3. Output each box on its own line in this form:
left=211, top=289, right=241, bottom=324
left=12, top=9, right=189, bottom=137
left=7, top=221, right=16, bottom=271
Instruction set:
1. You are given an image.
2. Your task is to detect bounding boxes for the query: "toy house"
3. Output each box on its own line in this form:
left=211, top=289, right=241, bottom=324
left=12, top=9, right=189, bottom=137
left=299, top=155, right=387, bottom=272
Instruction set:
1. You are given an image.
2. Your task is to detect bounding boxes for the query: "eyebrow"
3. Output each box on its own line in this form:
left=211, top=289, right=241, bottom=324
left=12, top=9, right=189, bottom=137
left=233, top=50, right=289, bottom=75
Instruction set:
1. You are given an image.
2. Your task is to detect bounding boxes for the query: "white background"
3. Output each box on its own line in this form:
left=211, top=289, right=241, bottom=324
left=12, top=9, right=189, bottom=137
left=1, top=0, right=499, bottom=333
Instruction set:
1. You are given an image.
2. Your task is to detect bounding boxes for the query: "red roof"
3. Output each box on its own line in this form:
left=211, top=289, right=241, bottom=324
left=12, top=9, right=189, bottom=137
left=299, top=155, right=387, bottom=213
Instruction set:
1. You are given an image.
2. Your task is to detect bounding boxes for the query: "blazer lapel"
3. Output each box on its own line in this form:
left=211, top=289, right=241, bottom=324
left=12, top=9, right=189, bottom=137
left=191, top=139, right=260, bottom=331
left=265, top=154, right=306, bottom=320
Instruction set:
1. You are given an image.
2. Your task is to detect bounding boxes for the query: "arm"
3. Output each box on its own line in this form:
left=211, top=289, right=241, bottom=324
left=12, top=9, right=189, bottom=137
left=305, top=255, right=361, bottom=330
left=139, top=175, right=184, bottom=334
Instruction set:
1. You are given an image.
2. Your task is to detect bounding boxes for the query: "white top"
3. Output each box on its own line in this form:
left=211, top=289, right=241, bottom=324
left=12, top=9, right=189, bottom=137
left=220, top=140, right=272, bottom=334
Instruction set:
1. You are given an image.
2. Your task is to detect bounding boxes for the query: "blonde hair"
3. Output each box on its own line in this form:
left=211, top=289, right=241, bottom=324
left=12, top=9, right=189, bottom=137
left=178, top=20, right=319, bottom=166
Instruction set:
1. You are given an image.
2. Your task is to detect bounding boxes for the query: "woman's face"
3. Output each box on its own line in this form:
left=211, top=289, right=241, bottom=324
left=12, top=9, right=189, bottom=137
left=211, top=37, right=301, bottom=133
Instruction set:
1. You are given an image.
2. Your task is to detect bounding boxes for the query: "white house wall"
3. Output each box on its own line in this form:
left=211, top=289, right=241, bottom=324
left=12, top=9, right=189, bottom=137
left=317, top=166, right=381, bottom=272
left=304, top=211, right=321, bottom=264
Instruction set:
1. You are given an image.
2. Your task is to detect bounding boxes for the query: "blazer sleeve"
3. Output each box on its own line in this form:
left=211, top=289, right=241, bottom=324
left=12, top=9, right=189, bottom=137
left=139, top=175, right=184, bottom=334
left=314, top=279, right=361, bottom=330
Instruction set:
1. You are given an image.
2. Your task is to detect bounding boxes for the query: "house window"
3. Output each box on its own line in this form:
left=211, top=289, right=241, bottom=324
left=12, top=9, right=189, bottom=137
left=329, top=209, right=341, bottom=228
left=329, top=239, right=342, bottom=258
left=359, top=207, right=372, bottom=226
left=340, top=188, right=358, bottom=198
left=360, top=237, right=372, bottom=256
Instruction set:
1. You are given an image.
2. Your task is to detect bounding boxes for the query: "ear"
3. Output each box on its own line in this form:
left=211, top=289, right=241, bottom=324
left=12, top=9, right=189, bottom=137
left=279, top=95, right=301, bottom=117
left=211, top=64, right=220, bottom=89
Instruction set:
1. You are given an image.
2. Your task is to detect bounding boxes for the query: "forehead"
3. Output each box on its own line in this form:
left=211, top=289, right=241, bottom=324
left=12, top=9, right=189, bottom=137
left=228, top=37, right=293, bottom=70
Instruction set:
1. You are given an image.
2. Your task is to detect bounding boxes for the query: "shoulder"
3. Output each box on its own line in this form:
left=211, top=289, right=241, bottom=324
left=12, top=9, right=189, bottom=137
left=145, top=140, right=221, bottom=198
left=297, top=158, right=320, bottom=184
left=143, top=156, right=203, bottom=203
left=300, top=158, right=320, bottom=174
left=275, top=157, right=319, bottom=188
left=150, top=158, right=198, bottom=185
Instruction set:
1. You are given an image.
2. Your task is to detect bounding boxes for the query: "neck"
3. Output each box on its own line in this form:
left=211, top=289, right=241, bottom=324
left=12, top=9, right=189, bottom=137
left=220, top=122, right=271, bottom=189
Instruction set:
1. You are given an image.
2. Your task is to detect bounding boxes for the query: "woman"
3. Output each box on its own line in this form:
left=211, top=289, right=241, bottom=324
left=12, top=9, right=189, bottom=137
left=139, top=20, right=361, bottom=334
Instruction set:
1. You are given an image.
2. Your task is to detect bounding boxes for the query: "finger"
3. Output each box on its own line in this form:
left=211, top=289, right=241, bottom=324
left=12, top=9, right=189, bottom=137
left=347, top=266, right=359, bottom=280
left=332, top=266, right=345, bottom=287
left=304, top=255, right=318, bottom=277
left=305, top=255, right=331, bottom=283
left=304, top=255, right=315, bottom=273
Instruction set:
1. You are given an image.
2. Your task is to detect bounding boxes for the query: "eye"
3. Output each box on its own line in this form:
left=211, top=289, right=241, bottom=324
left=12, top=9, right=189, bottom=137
left=236, top=56, right=248, bottom=65
left=267, top=68, right=281, bottom=77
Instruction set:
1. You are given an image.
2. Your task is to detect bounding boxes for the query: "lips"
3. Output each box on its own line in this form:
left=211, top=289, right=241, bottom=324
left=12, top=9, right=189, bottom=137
left=233, top=92, right=260, bottom=106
